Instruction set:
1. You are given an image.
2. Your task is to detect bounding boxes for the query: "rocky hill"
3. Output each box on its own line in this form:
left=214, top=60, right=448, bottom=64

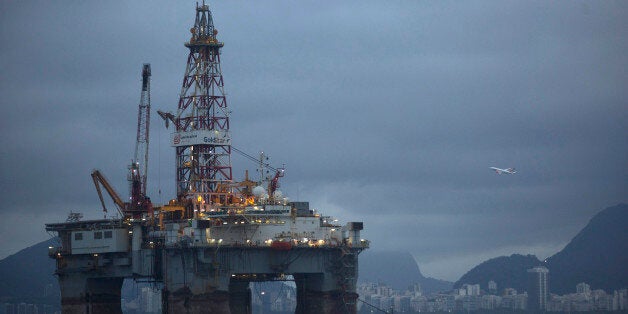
left=546, top=203, right=628, bottom=294
left=453, top=254, right=543, bottom=292
left=0, top=237, right=59, bottom=304
left=453, top=203, right=628, bottom=294
left=359, top=250, right=452, bottom=293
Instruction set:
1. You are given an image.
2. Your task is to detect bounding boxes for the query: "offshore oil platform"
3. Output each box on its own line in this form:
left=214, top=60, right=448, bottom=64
left=45, top=2, right=367, bottom=314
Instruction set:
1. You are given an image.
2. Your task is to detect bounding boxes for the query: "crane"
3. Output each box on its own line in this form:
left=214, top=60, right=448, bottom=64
left=91, top=170, right=125, bottom=217
left=133, top=64, right=151, bottom=197
left=91, top=64, right=153, bottom=219
left=268, top=168, right=285, bottom=201
left=127, top=64, right=153, bottom=218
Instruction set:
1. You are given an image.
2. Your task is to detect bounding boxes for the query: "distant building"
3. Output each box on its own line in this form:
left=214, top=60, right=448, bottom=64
left=411, top=283, right=422, bottom=296
left=370, top=295, right=382, bottom=310
left=591, top=289, right=612, bottom=311
left=503, top=287, right=517, bottom=296
left=488, top=280, right=497, bottom=294
left=459, top=295, right=480, bottom=312
left=613, top=289, right=627, bottom=311
left=377, top=284, right=393, bottom=297
left=576, top=282, right=591, bottom=294
left=394, top=296, right=411, bottom=312
left=3, top=303, right=15, bottom=314
left=459, top=283, right=480, bottom=296
left=356, top=279, right=628, bottom=313
left=514, top=293, right=528, bottom=310
left=467, top=284, right=480, bottom=296
left=501, top=293, right=527, bottom=311
left=481, top=294, right=501, bottom=310
left=17, top=303, right=27, bottom=314
left=380, top=296, right=393, bottom=312
left=527, top=266, right=549, bottom=311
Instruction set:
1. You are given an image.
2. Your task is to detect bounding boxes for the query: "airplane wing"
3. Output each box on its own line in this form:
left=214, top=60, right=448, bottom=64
left=490, top=167, right=515, bottom=174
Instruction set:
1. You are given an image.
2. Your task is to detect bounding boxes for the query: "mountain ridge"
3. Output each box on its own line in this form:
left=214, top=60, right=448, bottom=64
left=358, top=249, right=453, bottom=293
left=546, top=203, right=628, bottom=294
left=454, top=203, right=628, bottom=294
left=0, top=237, right=59, bottom=303
left=453, top=254, right=542, bottom=292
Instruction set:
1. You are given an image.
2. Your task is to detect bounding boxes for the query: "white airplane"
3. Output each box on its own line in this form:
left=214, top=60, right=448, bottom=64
left=490, top=167, right=516, bottom=174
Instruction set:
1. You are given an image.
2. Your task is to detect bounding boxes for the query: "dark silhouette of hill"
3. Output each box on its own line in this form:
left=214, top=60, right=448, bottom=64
left=359, top=250, right=452, bottom=293
left=453, top=203, right=628, bottom=295
left=546, top=203, right=628, bottom=294
left=453, top=254, right=543, bottom=292
left=0, top=237, right=59, bottom=304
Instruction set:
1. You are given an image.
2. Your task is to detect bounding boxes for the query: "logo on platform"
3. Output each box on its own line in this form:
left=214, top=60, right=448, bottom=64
left=173, top=133, right=181, bottom=145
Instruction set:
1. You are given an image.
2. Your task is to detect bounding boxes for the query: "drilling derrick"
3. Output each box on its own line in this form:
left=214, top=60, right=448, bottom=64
left=172, top=2, right=231, bottom=207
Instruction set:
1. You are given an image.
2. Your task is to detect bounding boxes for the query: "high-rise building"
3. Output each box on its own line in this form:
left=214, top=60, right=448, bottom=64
left=461, top=283, right=480, bottom=296
left=576, top=282, right=591, bottom=294
left=468, top=284, right=480, bottom=296
left=613, top=289, right=627, bottom=311
left=503, top=287, right=517, bottom=296
left=412, top=283, right=422, bottom=296
left=527, top=266, right=549, bottom=311
left=488, top=280, right=497, bottom=294
left=3, top=303, right=15, bottom=314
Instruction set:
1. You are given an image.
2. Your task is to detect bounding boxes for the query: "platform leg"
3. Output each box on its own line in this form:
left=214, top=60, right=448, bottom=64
left=295, top=274, right=356, bottom=314
left=58, top=275, right=123, bottom=314
left=229, top=280, right=252, bottom=314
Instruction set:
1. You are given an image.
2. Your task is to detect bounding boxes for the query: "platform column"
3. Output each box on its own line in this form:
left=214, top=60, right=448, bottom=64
left=295, top=273, right=356, bottom=314
left=229, top=280, right=252, bottom=314
left=162, top=248, right=231, bottom=313
left=58, top=274, right=123, bottom=314
left=164, top=286, right=230, bottom=314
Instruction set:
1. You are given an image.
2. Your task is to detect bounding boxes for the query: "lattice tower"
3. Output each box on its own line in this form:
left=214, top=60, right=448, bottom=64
left=172, top=2, right=232, bottom=206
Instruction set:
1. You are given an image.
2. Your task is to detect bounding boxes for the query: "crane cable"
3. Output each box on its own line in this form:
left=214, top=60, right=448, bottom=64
left=232, top=146, right=280, bottom=172
left=358, top=298, right=390, bottom=313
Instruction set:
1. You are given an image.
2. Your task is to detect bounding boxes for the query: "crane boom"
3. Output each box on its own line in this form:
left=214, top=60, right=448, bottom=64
left=157, top=110, right=176, bottom=129
left=268, top=168, right=285, bottom=201
left=91, top=170, right=125, bottom=217
left=125, top=63, right=154, bottom=219
left=90, top=64, right=154, bottom=219
left=133, top=64, right=151, bottom=195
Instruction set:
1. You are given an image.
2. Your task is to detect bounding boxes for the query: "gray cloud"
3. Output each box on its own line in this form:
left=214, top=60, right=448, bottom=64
left=1, top=0, right=626, bottom=280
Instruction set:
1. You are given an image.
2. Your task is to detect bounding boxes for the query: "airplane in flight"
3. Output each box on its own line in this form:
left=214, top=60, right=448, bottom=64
left=490, top=167, right=516, bottom=174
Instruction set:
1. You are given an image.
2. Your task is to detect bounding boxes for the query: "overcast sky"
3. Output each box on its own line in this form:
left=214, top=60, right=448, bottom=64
left=1, top=1, right=626, bottom=281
